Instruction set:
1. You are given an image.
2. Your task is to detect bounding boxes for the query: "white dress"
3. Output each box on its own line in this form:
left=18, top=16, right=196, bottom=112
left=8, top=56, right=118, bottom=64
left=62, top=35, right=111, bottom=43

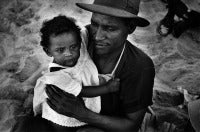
left=33, top=29, right=101, bottom=127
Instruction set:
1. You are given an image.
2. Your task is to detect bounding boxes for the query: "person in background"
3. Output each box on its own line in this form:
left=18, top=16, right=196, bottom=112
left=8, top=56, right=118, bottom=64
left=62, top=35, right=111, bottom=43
left=157, top=0, right=200, bottom=38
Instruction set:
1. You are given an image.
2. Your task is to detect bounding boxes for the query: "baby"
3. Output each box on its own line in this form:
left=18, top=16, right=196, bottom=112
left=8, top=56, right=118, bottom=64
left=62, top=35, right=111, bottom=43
left=33, top=15, right=119, bottom=130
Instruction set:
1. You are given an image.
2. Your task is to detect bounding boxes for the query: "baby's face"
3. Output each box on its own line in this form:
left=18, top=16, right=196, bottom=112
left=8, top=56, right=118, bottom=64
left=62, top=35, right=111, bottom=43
left=48, top=32, right=81, bottom=67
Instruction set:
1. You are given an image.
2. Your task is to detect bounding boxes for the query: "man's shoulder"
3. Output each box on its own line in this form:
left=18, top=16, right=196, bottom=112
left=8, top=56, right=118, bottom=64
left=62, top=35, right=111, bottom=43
left=125, top=41, right=154, bottom=68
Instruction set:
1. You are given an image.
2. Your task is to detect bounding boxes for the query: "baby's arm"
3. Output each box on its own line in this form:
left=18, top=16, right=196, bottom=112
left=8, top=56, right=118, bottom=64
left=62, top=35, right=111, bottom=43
left=79, top=78, right=120, bottom=97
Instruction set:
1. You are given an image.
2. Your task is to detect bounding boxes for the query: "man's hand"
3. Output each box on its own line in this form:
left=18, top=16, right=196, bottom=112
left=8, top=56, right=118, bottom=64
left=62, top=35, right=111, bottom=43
left=45, top=84, right=88, bottom=120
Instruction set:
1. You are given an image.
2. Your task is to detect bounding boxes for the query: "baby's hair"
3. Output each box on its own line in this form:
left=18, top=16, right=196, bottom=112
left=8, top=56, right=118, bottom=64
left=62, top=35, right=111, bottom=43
left=40, top=15, right=82, bottom=49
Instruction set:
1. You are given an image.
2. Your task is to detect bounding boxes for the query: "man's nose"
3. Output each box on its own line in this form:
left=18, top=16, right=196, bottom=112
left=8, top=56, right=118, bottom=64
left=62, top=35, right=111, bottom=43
left=64, top=49, right=72, bottom=57
left=95, top=27, right=105, bottom=41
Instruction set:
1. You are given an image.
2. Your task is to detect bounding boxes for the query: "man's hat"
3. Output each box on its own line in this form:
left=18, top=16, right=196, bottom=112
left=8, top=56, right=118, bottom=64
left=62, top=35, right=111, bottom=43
left=76, top=0, right=150, bottom=27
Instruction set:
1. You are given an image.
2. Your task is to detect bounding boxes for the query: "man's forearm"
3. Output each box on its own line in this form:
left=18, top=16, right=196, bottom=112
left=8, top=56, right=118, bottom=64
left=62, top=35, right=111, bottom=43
left=79, top=108, right=144, bottom=132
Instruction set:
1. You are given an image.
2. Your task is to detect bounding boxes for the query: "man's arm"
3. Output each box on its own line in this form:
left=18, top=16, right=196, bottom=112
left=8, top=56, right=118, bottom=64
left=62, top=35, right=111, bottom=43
left=80, top=107, right=147, bottom=132
left=45, top=85, right=146, bottom=132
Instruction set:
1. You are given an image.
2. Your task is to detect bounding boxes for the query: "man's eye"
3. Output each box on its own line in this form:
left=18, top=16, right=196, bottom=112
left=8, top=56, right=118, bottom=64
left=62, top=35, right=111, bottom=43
left=56, top=48, right=64, bottom=53
left=105, top=27, right=115, bottom=31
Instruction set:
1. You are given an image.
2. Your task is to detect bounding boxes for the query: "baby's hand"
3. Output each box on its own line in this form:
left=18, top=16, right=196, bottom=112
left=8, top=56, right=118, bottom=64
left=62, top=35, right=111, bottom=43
left=107, top=78, right=120, bottom=92
left=99, top=76, right=107, bottom=85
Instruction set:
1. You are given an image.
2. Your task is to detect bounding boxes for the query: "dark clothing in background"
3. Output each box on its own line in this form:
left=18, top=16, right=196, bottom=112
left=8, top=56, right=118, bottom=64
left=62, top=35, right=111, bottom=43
left=163, top=0, right=200, bottom=37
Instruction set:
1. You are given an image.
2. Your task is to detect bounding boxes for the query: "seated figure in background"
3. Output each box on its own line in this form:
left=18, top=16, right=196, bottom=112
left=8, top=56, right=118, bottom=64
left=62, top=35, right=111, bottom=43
left=157, top=0, right=200, bottom=38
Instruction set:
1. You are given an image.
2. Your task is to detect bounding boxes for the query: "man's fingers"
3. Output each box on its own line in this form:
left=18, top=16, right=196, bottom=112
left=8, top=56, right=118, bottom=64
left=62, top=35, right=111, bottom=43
left=46, top=84, right=76, bottom=104
left=46, top=85, right=61, bottom=102
left=48, top=84, right=61, bottom=97
left=48, top=84, right=76, bottom=99
left=46, top=98, right=57, bottom=110
left=47, top=98, right=74, bottom=117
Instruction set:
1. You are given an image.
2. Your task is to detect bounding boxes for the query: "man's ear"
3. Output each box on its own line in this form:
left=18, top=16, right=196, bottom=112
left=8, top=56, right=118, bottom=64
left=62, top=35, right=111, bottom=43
left=43, top=48, right=52, bottom=57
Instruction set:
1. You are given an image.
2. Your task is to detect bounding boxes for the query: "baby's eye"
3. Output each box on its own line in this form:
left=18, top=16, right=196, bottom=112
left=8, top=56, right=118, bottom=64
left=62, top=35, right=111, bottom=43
left=70, top=44, right=79, bottom=50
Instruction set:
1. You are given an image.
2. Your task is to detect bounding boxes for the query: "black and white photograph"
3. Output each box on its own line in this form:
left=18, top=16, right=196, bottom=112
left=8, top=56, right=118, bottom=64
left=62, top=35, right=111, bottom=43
left=0, top=0, right=200, bottom=131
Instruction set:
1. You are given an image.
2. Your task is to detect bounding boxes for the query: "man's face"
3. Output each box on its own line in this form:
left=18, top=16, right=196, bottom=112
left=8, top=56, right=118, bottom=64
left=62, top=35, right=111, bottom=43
left=90, top=13, right=130, bottom=55
left=48, top=32, right=81, bottom=67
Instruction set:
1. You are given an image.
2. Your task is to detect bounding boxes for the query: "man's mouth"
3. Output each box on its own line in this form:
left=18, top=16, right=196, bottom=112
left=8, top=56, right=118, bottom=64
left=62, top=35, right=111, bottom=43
left=95, top=43, right=109, bottom=48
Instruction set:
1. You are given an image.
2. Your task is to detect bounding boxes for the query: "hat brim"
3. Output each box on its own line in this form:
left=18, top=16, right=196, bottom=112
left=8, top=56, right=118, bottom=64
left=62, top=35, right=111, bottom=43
left=188, top=99, right=200, bottom=131
left=76, top=3, right=150, bottom=27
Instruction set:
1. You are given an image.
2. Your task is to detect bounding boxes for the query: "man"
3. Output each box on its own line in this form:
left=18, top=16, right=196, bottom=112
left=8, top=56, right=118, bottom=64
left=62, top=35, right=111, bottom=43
left=45, top=0, right=155, bottom=132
